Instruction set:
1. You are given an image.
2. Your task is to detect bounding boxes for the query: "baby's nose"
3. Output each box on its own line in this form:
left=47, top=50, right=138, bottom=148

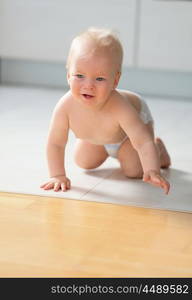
left=84, top=79, right=94, bottom=89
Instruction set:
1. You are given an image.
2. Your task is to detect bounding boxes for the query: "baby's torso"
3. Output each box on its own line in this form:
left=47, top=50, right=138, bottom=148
left=66, top=89, right=141, bottom=145
left=69, top=106, right=124, bottom=144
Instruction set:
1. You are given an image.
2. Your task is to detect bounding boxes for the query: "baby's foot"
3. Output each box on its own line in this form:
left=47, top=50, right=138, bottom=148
left=156, top=137, right=171, bottom=169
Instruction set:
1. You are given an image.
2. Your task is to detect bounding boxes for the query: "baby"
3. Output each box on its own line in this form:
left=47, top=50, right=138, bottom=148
left=40, top=27, right=171, bottom=194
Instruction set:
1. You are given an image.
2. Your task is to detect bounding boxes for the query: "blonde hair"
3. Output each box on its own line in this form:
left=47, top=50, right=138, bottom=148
left=66, top=27, right=123, bottom=72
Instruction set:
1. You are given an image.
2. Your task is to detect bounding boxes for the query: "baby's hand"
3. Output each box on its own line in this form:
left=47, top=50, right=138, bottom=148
left=143, top=170, right=170, bottom=194
left=40, top=175, right=71, bottom=192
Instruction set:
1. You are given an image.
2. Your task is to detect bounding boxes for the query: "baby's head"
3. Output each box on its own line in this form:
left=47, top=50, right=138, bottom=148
left=66, top=27, right=123, bottom=74
left=66, top=28, right=123, bottom=108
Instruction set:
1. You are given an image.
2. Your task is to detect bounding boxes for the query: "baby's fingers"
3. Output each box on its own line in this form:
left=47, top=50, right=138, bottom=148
left=61, top=182, right=67, bottom=192
left=40, top=183, right=47, bottom=188
left=54, top=182, right=61, bottom=192
left=150, top=174, right=162, bottom=184
left=43, top=182, right=55, bottom=190
left=153, top=176, right=170, bottom=194
left=160, top=180, right=170, bottom=195
left=143, top=172, right=170, bottom=194
left=61, top=180, right=71, bottom=191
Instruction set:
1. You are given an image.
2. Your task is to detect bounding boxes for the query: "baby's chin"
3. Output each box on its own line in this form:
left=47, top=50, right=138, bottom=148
left=80, top=94, right=98, bottom=107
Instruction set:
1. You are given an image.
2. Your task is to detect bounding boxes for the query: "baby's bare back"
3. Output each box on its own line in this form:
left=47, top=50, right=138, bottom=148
left=63, top=89, right=141, bottom=145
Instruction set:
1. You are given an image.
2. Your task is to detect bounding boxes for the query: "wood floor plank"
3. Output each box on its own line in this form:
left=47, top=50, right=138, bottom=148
left=0, top=192, right=191, bottom=277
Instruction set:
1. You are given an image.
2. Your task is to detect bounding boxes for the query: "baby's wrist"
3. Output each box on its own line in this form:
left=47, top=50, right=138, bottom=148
left=50, top=174, right=66, bottom=178
left=144, top=169, right=160, bottom=175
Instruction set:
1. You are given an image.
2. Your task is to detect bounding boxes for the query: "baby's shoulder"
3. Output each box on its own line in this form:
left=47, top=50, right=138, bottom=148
left=115, top=89, right=141, bottom=112
left=117, top=89, right=141, bottom=102
left=54, top=90, right=73, bottom=112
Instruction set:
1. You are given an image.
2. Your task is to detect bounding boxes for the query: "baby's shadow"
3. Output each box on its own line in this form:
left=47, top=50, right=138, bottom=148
left=83, top=167, right=122, bottom=179
left=85, top=167, right=192, bottom=196
left=79, top=167, right=192, bottom=212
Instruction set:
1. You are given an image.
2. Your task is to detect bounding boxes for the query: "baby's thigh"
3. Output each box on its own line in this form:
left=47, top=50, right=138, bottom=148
left=74, top=139, right=108, bottom=169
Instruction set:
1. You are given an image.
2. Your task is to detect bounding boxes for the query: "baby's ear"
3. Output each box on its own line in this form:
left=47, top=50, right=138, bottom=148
left=114, top=72, right=121, bottom=88
left=67, top=72, right=71, bottom=85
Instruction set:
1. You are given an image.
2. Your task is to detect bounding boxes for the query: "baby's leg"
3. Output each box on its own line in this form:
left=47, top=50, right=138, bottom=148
left=117, top=138, right=143, bottom=178
left=117, top=123, right=171, bottom=178
left=74, top=139, right=108, bottom=169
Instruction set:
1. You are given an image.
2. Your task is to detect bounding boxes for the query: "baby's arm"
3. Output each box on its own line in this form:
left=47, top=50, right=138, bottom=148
left=40, top=97, right=70, bottom=192
left=116, top=102, right=170, bottom=194
left=136, top=140, right=170, bottom=194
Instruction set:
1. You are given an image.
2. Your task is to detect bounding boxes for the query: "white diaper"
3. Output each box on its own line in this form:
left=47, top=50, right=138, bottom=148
left=139, top=98, right=154, bottom=124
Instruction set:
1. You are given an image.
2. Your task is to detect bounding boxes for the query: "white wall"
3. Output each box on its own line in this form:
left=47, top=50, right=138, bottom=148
left=138, top=0, right=192, bottom=71
left=1, top=0, right=192, bottom=72
left=0, top=0, right=3, bottom=54
left=1, top=0, right=192, bottom=97
left=0, top=0, right=136, bottom=67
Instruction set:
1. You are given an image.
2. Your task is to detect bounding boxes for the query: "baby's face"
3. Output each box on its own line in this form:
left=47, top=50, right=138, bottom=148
left=67, top=50, right=120, bottom=109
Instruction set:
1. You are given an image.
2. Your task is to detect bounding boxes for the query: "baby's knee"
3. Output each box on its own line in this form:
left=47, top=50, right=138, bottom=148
left=74, top=157, right=103, bottom=170
left=122, top=167, right=143, bottom=179
left=75, top=158, right=93, bottom=169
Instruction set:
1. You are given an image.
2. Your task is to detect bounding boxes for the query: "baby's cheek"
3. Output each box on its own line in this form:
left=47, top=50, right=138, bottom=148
left=74, top=79, right=82, bottom=87
left=71, top=80, right=80, bottom=89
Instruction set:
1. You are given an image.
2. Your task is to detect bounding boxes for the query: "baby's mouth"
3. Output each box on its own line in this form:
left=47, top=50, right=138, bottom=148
left=82, top=94, right=94, bottom=99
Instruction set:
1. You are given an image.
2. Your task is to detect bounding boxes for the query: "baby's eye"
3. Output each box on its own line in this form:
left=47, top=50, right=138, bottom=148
left=75, top=74, right=84, bottom=78
left=96, top=77, right=105, bottom=81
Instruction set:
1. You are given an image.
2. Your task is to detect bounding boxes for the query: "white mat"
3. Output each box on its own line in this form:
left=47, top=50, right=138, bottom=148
left=0, top=86, right=192, bottom=212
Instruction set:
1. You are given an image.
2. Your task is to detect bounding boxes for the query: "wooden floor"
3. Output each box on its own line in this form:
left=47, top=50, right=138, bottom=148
left=0, top=192, right=192, bottom=278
